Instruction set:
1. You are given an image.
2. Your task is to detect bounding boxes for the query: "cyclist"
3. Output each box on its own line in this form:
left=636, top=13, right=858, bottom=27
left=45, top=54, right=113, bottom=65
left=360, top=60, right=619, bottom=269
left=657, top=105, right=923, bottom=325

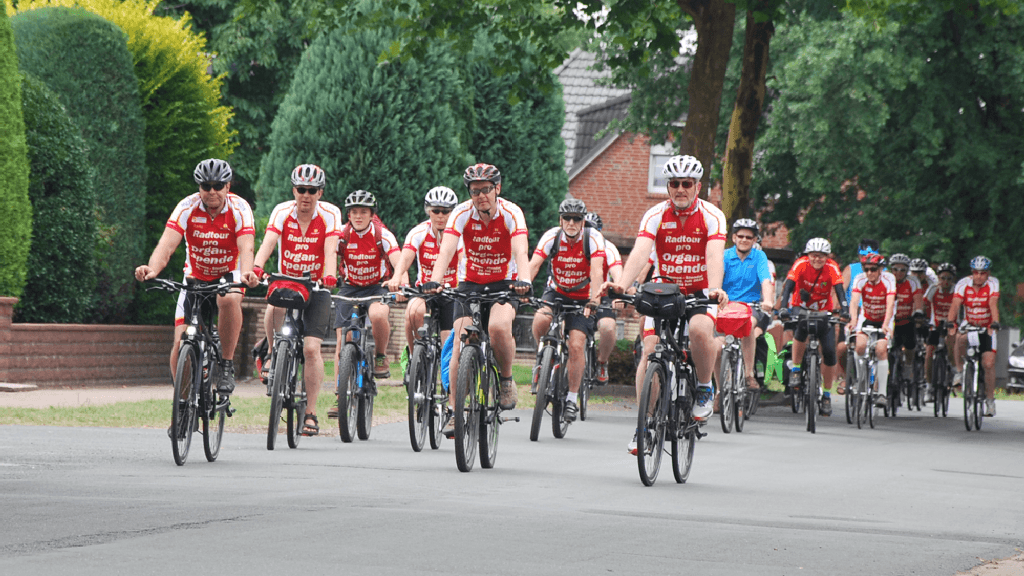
left=386, top=186, right=462, bottom=362
left=947, top=256, right=1000, bottom=416
left=134, top=159, right=257, bottom=396
left=603, top=155, right=727, bottom=454
left=887, top=253, right=925, bottom=396
left=910, top=258, right=939, bottom=291
left=777, top=238, right=848, bottom=416
left=717, top=218, right=774, bottom=392
left=334, top=190, right=400, bottom=380
left=251, top=164, right=340, bottom=436
left=923, top=262, right=958, bottom=401
left=847, top=253, right=895, bottom=404
left=527, top=198, right=606, bottom=422
left=585, top=212, right=623, bottom=384
left=423, top=164, right=533, bottom=413
left=837, top=239, right=879, bottom=391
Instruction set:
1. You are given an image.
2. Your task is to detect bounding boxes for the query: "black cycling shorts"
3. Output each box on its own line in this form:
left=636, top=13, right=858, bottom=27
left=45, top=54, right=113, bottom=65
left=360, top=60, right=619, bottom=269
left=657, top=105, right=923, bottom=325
left=334, top=284, right=388, bottom=330
left=539, top=289, right=594, bottom=338
left=793, top=318, right=837, bottom=366
left=891, top=322, right=917, bottom=351
left=454, top=281, right=521, bottom=328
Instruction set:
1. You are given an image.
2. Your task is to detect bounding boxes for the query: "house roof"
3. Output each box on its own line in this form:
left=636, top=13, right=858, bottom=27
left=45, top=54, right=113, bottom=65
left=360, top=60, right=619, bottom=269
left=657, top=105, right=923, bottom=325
left=554, top=49, right=631, bottom=173
left=567, top=93, right=632, bottom=182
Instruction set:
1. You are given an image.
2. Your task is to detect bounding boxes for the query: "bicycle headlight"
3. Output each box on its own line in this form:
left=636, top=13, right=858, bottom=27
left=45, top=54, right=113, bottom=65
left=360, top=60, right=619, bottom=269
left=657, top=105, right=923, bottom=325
left=725, top=335, right=735, bottom=345
left=281, top=326, right=292, bottom=336
left=185, top=326, right=197, bottom=336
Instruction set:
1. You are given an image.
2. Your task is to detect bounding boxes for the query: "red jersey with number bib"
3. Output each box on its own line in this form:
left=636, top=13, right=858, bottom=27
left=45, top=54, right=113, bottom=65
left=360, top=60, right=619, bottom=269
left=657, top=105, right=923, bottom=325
left=533, top=227, right=606, bottom=300
left=340, top=222, right=399, bottom=287
left=893, top=276, right=923, bottom=326
left=925, top=285, right=956, bottom=326
left=852, top=271, right=896, bottom=323
left=166, top=192, right=255, bottom=281
left=953, top=276, right=999, bottom=327
left=786, top=256, right=842, bottom=311
left=445, top=197, right=528, bottom=284
left=266, top=200, right=342, bottom=281
left=636, top=199, right=726, bottom=294
left=403, top=221, right=460, bottom=287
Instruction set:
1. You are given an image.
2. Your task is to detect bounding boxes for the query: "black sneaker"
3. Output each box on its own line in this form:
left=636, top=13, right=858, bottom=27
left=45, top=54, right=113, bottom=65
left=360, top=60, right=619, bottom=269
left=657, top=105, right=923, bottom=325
left=217, top=360, right=236, bottom=395
left=820, top=395, right=832, bottom=416
left=563, top=400, right=578, bottom=423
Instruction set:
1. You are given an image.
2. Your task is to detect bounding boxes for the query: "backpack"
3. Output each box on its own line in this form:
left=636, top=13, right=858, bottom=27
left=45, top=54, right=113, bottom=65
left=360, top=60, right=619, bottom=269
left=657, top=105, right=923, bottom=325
left=339, top=214, right=393, bottom=278
left=544, top=227, right=592, bottom=293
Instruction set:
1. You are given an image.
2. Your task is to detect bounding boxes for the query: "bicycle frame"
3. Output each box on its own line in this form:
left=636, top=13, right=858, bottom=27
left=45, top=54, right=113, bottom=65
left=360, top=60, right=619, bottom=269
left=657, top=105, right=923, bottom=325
left=961, top=324, right=987, bottom=431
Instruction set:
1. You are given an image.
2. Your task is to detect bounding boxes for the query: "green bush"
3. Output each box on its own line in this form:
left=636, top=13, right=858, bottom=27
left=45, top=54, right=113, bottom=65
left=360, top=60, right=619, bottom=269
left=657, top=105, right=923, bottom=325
left=256, top=20, right=472, bottom=233
left=11, top=6, right=147, bottom=322
left=16, top=73, right=96, bottom=322
left=0, top=6, right=31, bottom=299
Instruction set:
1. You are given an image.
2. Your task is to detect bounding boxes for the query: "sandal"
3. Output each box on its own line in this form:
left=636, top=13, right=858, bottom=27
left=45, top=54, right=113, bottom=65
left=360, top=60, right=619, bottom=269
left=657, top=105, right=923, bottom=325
left=745, top=376, right=760, bottom=391
left=301, top=413, right=319, bottom=436
left=836, top=381, right=846, bottom=395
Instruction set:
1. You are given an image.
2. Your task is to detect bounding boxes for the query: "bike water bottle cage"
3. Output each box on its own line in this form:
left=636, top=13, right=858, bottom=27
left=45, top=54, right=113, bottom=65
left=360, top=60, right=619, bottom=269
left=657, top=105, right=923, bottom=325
left=634, top=283, right=687, bottom=318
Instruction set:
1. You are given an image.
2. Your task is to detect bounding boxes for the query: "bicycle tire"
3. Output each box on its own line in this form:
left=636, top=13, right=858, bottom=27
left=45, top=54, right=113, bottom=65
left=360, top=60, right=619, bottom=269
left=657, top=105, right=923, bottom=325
left=286, top=362, right=305, bottom=449
left=579, top=345, right=592, bottom=422
left=530, top=347, right=554, bottom=441
left=337, top=344, right=359, bottom=442
left=428, top=356, right=444, bottom=450
left=932, top=359, right=946, bottom=418
left=203, top=383, right=226, bottom=462
left=637, top=361, right=668, bottom=486
left=844, top=348, right=857, bottom=424
left=356, top=384, right=374, bottom=440
left=671, top=424, right=696, bottom=484
left=806, top=356, right=818, bottom=433
left=868, top=390, right=876, bottom=428
left=746, top=386, right=760, bottom=417
left=267, top=341, right=290, bottom=451
left=974, top=366, right=984, bottom=431
left=719, top=351, right=735, bottom=434
left=407, top=343, right=429, bottom=452
left=479, top=362, right=500, bottom=469
left=171, top=343, right=199, bottom=466
left=454, top=345, right=480, bottom=472
left=734, top=355, right=746, bottom=433
left=963, top=361, right=975, bottom=431
left=552, top=355, right=569, bottom=439
left=913, top=357, right=925, bottom=411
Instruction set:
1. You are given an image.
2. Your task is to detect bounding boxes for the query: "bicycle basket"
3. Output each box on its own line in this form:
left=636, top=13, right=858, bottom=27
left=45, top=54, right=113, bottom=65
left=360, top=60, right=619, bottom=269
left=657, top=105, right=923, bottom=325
left=715, top=301, right=752, bottom=338
left=267, top=279, right=311, bottom=310
left=634, top=283, right=686, bottom=319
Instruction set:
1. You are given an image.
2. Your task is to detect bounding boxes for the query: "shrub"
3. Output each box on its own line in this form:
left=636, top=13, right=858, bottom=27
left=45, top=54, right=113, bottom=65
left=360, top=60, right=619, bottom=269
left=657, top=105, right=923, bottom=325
left=16, top=73, right=96, bottom=322
left=0, top=6, right=31, bottom=299
left=10, top=6, right=146, bottom=322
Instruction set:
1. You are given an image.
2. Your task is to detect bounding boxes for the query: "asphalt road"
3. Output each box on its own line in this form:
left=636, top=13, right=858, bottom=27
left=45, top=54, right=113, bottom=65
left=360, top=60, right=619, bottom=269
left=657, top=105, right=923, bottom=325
left=1, top=398, right=1022, bottom=576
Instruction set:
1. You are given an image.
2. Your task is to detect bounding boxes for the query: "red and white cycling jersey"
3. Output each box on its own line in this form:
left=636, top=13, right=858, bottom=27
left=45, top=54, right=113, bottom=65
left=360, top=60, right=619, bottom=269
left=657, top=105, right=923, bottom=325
left=636, top=199, right=726, bottom=293
left=603, top=241, right=622, bottom=281
left=786, top=256, right=843, bottom=311
left=340, top=222, right=399, bottom=287
left=265, top=200, right=342, bottom=281
left=444, top=197, right=528, bottom=284
left=852, top=271, right=896, bottom=323
left=403, top=221, right=461, bottom=288
left=533, top=227, right=606, bottom=300
left=953, top=276, right=999, bottom=327
left=892, top=276, right=923, bottom=326
left=925, top=285, right=956, bottom=326
left=167, top=192, right=255, bottom=281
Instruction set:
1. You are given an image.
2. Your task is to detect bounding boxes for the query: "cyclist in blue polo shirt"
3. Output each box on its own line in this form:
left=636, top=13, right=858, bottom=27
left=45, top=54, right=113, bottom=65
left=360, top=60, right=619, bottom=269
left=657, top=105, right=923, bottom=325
left=718, top=219, right=775, bottom=391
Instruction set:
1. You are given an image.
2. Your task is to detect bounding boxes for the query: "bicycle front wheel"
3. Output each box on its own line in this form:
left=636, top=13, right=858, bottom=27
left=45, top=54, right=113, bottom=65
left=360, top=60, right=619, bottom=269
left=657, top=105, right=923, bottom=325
left=719, top=353, right=735, bottom=434
left=454, top=346, right=481, bottom=472
left=530, top=347, right=554, bottom=442
left=267, top=341, right=290, bottom=451
left=479, top=361, right=500, bottom=469
left=733, top=358, right=746, bottom=433
left=407, top=343, right=429, bottom=452
left=579, top=345, right=592, bottom=422
left=963, top=362, right=975, bottom=431
left=974, top=367, right=985, bottom=431
left=171, top=343, right=199, bottom=466
left=551, top=357, right=570, bottom=439
left=337, top=345, right=359, bottom=442
left=203, top=357, right=226, bottom=461
left=428, top=356, right=445, bottom=451
left=671, top=423, right=696, bottom=484
left=806, top=358, right=818, bottom=433
left=637, top=361, right=668, bottom=486
left=286, top=362, right=305, bottom=449
left=932, top=359, right=946, bottom=418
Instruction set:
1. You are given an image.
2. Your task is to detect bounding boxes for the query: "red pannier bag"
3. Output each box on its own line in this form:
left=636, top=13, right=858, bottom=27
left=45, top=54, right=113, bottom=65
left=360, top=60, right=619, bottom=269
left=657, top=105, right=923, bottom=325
left=266, top=280, right=311, bottom=310
left=715, top=301, right=752, bottom=338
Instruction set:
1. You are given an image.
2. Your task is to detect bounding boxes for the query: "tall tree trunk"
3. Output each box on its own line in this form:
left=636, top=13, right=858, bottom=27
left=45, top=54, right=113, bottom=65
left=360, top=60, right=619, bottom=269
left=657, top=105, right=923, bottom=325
left=678, top=0, right=736, bottom=197
left=721, top=10, right=773, bottom=221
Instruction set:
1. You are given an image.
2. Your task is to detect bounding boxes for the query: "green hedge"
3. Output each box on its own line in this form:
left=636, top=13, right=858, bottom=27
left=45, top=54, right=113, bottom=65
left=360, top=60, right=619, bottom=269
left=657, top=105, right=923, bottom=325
left=0, top=6, right=31, bottom=299
left=11, top=6, right=146, bottom=323
left=17, top=73, right=96, bottom=322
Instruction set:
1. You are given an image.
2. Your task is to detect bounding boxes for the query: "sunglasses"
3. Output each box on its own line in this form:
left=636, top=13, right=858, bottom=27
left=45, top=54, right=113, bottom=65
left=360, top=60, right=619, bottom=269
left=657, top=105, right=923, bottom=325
left=294, top=187, right=320, bottom=195
left=972, top=270, right=989, bottom=275
left=891, top=267, right=908, bottom=273
left=561, top=215, right=583, bottom=223
left=200, top=182, right=226, bottom=192
left=667, top=180, right=696, bottom=189
left=734, top=234, right=755, bottom=240
left=863, top=267, right=879, bottom=272
left=469, top=185, right=496, bottom=197
left=429, top=208, right=452, bottom=215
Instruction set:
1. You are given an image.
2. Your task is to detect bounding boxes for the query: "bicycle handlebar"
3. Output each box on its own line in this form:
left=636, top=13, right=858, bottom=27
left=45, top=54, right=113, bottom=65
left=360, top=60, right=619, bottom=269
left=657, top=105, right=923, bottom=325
left=145, top=277, right=246, bottom=296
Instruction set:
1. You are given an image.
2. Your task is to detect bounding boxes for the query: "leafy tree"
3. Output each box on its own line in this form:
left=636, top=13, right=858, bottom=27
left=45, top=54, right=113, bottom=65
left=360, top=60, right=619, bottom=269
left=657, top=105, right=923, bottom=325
left=0, top=4, right=31, bottom=299
left=11, top=6, right=147, bottom=322
left=17, top=74, right=96, bottom=322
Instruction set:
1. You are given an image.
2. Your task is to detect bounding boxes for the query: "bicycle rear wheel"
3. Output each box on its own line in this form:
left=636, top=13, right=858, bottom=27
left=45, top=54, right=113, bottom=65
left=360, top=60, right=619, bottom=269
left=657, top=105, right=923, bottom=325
left=171, top=343, right=199, bottom=466
left=454, top=346, right=481, bottom=472
left=267, top=341, right=290, bottom=451
left=637, top=361, right=668, bottom=486
left=407, top=344, right=429, bottom=452
left=337, top=344, right=359, bottom=442
left=719, top=353, right=735, bottom=434
left=530, top=347, right=554, bottom=442
left=479, top=361, right=500, bottom=469
left=286, top=363, right=305, bottom=449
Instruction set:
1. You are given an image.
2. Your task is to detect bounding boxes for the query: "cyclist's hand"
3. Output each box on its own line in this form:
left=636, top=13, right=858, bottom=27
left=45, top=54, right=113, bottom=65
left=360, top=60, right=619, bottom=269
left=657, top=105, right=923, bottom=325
left=323, top=275, right=337, bottom=289
left=947, top=324, right=957, bottom=336
left=760, top=300, right=773, bottom=313
left=884, top=325, right=893, bottom=339
left=384, top=277, right=402, bottom=294
left=612, top=299, right=624, bottom=311
left=839, top=307, right=851, bottom=324
left=134, top=265, right=157, bottom=281
left=709, top=288, right=728, bottom=306
left=241, top=270, right=260, bottom=288
left=421, top=281, right=441, bottom=295
left=585, top=297, right=600, bottom=318
left=512, top=279, right=532, bottom=296
left=252, top=266, right=267, bottom=281
left=778, top=308, right=792, bottom=322
left=990, top=321, right=1001, bottom=332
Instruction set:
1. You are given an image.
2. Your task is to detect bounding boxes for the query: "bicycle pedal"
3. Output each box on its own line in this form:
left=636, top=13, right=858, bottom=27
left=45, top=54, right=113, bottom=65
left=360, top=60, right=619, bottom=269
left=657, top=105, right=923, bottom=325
left=695, top=429, right=707, bottom=439
left=226, top=406, right=235, bottom=417
left=500, top=416, right=520, bottom=423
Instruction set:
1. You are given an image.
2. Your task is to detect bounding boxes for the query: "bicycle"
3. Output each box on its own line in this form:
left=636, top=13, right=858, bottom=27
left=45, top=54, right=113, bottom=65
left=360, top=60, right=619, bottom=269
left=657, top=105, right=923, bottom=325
left=843, top=331, right=858, bottom=424
left=402, top=287, right=452, bottom=452
left=529, top=297, right=592, bottom=441
left=717, top=332, right=747, bottom=434
left=146, top=277, right=243, bottom=465
left=783, top=307, right=841, bottom=434
left=331, top=291, right=395, bottom=443
left=931, top=321, right=953, bottom=417
left=960, top=324, right=988, bottom=431
left=618, top=284, right=715, bottom=486
left=906, top=322, right=928, bottom=412
left=853, top=325, right=885, bottom=430
left=263, top=273, right=318, bottom=451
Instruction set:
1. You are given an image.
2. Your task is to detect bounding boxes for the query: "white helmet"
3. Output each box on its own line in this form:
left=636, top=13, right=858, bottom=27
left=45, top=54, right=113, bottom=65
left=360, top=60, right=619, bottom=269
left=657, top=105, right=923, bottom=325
left=345, top=190, right=376, bottom=210
left=193, top=158, right=232, bottom=184
left=424, top=186, right=458, bottom=209
left=889, top=253, right=911, bottom=268
left=662, top=155, right=704, bottom=180
left=291, top=164, right=325, bottom=188
left=804, top=237, right=831, bottom=255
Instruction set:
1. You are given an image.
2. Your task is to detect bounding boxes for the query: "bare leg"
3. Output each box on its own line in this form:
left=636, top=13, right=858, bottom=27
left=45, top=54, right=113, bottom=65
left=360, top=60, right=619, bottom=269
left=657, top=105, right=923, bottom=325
left=216, top=292, right=244, bottom=359
left=567, top=330, right=586, bottom=393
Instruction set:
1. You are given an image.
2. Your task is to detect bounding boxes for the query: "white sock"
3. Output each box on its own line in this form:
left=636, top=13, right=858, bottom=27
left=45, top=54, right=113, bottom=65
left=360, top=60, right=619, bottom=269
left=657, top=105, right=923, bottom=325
left=698, top=380, right=712, bottom=390
left=567, top=392, right=578, bottom=403
left=876, top=360, right=889, bottom=396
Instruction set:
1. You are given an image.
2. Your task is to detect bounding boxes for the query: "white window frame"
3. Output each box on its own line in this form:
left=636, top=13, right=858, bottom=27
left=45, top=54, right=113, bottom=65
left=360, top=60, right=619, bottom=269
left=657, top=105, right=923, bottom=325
left=648, top=143, right=675, bottom=194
